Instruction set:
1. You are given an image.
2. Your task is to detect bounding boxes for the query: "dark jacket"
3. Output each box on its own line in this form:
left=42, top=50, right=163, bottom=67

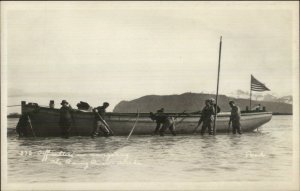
left=155, top=112, right=168, bottom=124
left=230, top=105, right=241, bottom=121
left=94, top=106, right=106, bottom=120
left=201, top=105, right=215, bottom=122
left=150, top=112, right=168, bottom=123
left=59, top=106, right=73, bottom=124
left=150, top=112, right=170, bottom=133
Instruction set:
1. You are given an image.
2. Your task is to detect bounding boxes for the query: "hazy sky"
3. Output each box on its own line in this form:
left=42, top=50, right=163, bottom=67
left=2, top=1, right=299, bottom=111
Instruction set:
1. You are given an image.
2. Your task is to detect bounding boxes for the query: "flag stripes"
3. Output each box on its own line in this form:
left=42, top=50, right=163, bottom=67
left=251, top=75, right=270, bottom=92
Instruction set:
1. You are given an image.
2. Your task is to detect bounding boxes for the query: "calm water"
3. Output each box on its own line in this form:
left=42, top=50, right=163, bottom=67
left=6, top=115, right=293, bottom=183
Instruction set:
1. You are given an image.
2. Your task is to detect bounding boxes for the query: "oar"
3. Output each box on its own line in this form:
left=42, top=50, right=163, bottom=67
left=172, top=110, right=187, bottom=125
left=27, top=115, right=36, bottom=137
left=175, top=110, right=196, bottom=126
left=176, top=117, right=188, bottom=126
left=95, top=112, right=114, bottom=135
left=193, top=119, right=202, bottom=134
left=127, top=109, right=140, bottom=140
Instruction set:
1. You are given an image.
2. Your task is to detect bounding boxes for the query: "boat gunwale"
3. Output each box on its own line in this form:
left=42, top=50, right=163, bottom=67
left=22, top=105, right=272, bottom=118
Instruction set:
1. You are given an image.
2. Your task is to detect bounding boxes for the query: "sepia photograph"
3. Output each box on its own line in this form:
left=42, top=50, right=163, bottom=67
left=1, top=1, right=299, bottom=191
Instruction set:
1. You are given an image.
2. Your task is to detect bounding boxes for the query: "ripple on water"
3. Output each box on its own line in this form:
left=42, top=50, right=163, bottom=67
left=6, top=116, right=294, bottom=183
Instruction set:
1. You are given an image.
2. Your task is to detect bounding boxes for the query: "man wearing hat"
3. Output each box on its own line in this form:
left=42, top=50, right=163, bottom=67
left=92, top=102, right=111, bottom=138
left=228, top=100, right=242, bottom=134
left=200, top=99, right=215, bottom=135
left=59, top=100, right=74, bottom=138
left=209, top=98, right=221, bottom=114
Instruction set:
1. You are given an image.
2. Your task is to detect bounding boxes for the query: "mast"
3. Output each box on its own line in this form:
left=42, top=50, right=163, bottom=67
left=213, top=36, right=222, bottom=135
left=249, top=76, right=252, bottom=110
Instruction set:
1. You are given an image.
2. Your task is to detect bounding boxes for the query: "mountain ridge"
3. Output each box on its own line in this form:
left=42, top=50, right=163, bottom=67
left=113, top=92, right=292, bottom=114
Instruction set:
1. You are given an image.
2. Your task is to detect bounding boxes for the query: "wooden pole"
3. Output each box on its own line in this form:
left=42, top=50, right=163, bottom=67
left=96, top=112, right=114, bottom=135
left=250, top=77, right=252, bottom=110
left=213, top=36, right=222, bottom=135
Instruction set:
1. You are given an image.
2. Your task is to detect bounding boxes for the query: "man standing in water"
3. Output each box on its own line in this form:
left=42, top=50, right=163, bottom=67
left=59, top=100, right=74, bottom=138
left=228, top=100, right=242, bottom=134
left=92, top=102, right=111, bottom=138
left=200, top=99, right=215, bottom=135
left=194, top=98, right=220, bottom=134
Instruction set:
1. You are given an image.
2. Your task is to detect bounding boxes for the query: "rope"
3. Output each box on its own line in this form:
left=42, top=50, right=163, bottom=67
left=127, top=109, right=140, bottom=140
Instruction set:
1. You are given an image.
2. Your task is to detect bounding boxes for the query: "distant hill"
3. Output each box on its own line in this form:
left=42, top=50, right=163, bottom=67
left=113, top=92, right=292, bottom=114
left=7, top=113, right=21, bottom=118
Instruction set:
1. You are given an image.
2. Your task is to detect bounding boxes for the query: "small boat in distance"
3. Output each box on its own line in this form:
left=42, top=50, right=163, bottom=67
left=16, top=101, right=272, bottom=137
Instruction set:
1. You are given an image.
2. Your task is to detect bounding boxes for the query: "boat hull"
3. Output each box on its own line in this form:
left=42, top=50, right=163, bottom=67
left=20, top=104, right=272, bottom=137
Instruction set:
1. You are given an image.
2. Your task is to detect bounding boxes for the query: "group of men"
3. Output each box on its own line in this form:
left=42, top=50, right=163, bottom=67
left=59, top=100, right=111, bottom=138
left=58, top=98, right=242, bottom=138
left=149, top=99, right=242, bottom=136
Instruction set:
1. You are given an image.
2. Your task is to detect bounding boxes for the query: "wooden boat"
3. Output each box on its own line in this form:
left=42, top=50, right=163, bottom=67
left=17, top=101, right=272, bottom=137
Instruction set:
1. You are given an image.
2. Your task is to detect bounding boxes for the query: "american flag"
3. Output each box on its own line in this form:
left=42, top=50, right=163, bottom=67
left=251, top=75, right=270, bottom=92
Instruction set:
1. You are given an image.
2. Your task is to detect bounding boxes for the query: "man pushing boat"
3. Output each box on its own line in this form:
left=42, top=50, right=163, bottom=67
left=150, top=108, right=176, bottom=136
left=91, top=102, right=113, bottom=138
left=193, top=98, right=221, bottom=134
left=200, top=99, right=216, bottom=135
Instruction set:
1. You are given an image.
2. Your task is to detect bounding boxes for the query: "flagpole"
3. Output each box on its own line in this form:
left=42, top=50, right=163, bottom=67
left=213, top=36, right=222, bottom=135
left=250, top=76, right=252, bottom=110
